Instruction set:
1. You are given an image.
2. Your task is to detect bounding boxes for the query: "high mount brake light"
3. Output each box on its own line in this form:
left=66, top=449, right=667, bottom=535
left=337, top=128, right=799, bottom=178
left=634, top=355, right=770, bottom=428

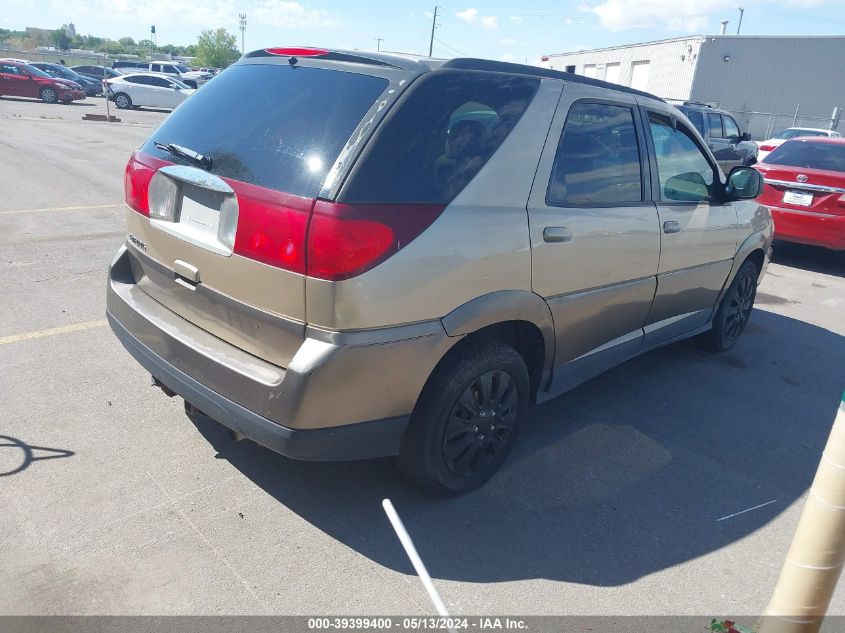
left=264, top=47, right=329, bottom=57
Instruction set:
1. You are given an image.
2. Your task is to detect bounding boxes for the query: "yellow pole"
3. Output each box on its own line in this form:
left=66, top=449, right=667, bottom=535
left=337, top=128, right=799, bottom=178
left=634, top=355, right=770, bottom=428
left=760, top=394, right=845, bottom=633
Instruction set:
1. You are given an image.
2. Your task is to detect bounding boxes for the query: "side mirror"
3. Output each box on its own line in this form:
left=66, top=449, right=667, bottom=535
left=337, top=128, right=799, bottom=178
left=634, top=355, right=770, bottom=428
left=725, top=166, right=762, bottom=200
left=740, top=132, right=752, bottom=142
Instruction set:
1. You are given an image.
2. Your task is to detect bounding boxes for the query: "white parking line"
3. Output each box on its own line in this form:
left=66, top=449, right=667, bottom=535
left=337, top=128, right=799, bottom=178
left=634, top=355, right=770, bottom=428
left=0, top=319, right=108, bottom=345
left=0, top=203, right=122, bottom=216
left=716, top=499, right=778, bottom=522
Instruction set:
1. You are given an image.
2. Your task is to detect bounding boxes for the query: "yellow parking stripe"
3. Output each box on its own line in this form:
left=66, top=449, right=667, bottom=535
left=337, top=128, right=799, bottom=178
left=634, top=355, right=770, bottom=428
left=0, top=203, right=122, bottom=216
left=0, top=320, right=107, bottom=345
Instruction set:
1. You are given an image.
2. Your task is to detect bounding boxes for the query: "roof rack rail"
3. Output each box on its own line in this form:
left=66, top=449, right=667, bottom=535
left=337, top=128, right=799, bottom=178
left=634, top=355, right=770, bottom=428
left=683, top=101, right=714, bottom=108
left=441, top=58, right=665, bottom=102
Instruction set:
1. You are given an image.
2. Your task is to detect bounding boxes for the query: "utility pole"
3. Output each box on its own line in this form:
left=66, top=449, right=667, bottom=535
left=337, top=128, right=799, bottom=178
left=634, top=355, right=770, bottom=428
left=428, top=6, right=438, bottom=57
left=736, top=7, right=744, bottom=34
left=150, top=25, right=155, bottom=61
left=375, top=37, right=383, bottom=51
left=239, top=13, right=247, bottom=54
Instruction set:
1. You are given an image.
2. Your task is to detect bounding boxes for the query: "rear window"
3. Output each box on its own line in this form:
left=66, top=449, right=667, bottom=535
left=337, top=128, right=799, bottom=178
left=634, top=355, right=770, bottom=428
left=775, top=129, right=830, bottom=140
left=340, top=70, right=539, bottom=204
left=141, top=64, right=388, bottom=198
left=763, top=140, right=845, bottom=172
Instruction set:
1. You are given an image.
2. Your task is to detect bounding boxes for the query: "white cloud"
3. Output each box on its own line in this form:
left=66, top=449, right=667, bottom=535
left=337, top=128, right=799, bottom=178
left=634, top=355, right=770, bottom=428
left=46, top=0, right=337, bottom=32
left=508, top=16, right=523, bottom=23
left=585, top=0, right=733, bottom=32
left=253, top=0, right=339, bottom=29
left=480, top=15, right=499, bottom=29
left=456, top=8, right=479, bottom=24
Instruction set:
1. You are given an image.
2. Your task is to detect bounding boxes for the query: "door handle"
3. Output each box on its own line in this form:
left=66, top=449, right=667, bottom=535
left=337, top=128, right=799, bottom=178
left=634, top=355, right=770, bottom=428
left=663, top=220, right=681, bottom=234
left=543, top=227, right=572, bottom=243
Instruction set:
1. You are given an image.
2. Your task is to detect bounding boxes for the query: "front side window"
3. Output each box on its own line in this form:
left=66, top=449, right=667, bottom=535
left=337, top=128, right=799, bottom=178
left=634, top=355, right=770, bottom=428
left=341, top=70, right=538, bottom=204
left=708, top=113, right=723, bottom=138
left=723, top=116, right=740, bottom=139
left=547, top=102, right=643, bottom=206
left=648, top=113, right=716, bottom=203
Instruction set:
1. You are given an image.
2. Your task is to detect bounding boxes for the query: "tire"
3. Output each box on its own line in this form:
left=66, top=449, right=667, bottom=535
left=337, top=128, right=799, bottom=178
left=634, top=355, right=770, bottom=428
left=40, top=87, right=58, bottom=104
left=113, top=92, right=132, bottom=109
left=398, top=339, right=529, bottom=495
left=701, top=261, right=758, bottom=351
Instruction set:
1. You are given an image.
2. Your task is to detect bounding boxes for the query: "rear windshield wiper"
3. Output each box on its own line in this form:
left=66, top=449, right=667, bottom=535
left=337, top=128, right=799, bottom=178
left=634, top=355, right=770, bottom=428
left=154, top=142, right=212, bottom=170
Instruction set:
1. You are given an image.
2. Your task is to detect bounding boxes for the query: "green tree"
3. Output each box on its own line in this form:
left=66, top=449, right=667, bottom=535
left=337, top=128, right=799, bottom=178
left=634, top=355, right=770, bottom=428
left=51, top=29, right=71, bottom=50
left=194, top=28, right=240, bottom=68
left=118, top=36, right=135, bottom=47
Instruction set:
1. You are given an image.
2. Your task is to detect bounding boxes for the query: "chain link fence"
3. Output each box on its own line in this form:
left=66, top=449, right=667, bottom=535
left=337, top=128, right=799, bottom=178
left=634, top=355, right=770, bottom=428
left=730, top=108, right=843, bottom=141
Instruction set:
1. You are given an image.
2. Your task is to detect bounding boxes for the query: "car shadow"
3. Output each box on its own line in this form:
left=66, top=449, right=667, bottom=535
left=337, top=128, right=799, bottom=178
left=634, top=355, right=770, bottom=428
left=0, top=96, right=96, bottom=106
left=772, top=241, right=844, bottom=277
left=187, top=309, right=844, bottom=586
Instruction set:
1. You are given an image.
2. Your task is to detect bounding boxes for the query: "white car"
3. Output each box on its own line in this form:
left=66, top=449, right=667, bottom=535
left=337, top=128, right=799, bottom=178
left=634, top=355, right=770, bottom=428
left=107, top=73, right=195, bottom=111
left=758, top=127, right=841, bottom=162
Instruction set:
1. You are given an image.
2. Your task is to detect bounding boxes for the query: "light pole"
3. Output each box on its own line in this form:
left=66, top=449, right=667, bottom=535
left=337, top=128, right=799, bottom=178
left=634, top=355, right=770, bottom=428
left=239, top=13, right=247, bottom=55
left=375, top=37, right=383, bottom=51
left=150, top=25, right=155, bottom=60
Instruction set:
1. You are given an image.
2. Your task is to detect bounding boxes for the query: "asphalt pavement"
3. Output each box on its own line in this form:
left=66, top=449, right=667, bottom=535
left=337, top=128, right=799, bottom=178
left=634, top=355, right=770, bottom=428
left=1, top=96, right=844, bottom=618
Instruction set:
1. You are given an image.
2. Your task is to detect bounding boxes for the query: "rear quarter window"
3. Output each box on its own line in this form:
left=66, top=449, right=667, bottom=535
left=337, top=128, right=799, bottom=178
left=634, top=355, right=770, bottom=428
left=340, top=70, right=539, bottom=204
left=140, top=63, right=389, bottom=198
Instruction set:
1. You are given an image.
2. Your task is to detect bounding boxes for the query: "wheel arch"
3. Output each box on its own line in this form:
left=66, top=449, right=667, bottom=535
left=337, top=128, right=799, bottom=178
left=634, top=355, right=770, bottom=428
left=440, top=290, right=555, bottom=398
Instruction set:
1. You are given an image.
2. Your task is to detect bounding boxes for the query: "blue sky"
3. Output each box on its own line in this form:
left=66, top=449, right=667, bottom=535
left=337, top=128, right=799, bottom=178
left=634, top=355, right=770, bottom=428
left=4, top=0, right=845, bottom=63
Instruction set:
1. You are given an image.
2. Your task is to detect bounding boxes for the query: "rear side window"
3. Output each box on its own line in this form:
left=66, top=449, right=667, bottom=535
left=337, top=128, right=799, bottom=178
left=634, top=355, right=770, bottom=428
left=708, top=113, right=723, bottom=138
left=685, top=110, right=705, bottom=137
left=340, top=70, right=539, bottom=204
left=140, top=64, right=388, bottom=198
left=547, top=101, right=643, bottom=206
left=764, top=141, right=845, bottom=172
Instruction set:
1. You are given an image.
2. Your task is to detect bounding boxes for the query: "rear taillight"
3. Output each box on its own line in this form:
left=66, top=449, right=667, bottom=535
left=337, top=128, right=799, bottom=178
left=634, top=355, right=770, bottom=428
left=760, top=144, right=776, bottom=152
left=306, top=201, right=445, bottom=281
left=232, top=184, right=314, bottom=274
left=124, top=152, right=157, bottom=216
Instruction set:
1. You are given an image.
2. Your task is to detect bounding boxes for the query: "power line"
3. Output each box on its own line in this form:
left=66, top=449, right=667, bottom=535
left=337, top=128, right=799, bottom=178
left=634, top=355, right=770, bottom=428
left=433, top=36, right=466, bottom=56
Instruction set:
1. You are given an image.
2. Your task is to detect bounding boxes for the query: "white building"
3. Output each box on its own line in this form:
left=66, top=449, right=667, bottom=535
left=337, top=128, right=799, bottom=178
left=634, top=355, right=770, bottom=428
left=541, top=35, right=845, bottom=138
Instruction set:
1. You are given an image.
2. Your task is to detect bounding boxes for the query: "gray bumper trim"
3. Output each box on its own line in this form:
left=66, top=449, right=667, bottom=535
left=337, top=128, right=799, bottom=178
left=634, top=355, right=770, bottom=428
left=108, top=312, right=409, bottom=462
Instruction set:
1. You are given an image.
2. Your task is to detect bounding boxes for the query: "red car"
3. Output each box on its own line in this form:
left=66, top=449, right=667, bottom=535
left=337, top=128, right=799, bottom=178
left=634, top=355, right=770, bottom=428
left=756, top=137, right=845, bottom=251
left=0, top=60, right=86, bottom=104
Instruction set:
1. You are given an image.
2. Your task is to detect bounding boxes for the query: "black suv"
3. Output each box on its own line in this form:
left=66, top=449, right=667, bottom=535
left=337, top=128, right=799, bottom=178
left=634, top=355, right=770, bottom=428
left=677, top=102, right=758, bottom=171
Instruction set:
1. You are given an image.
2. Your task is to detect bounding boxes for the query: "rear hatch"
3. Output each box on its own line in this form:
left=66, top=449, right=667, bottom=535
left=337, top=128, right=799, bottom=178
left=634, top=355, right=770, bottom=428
left=758, top=140, right=845, bottom=217
left=122, top=55, right=405, bottom=367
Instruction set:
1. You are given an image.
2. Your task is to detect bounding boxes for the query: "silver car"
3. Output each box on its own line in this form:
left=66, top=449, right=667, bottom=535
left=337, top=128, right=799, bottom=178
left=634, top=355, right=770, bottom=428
left=107, top=48, right=772, bottom=494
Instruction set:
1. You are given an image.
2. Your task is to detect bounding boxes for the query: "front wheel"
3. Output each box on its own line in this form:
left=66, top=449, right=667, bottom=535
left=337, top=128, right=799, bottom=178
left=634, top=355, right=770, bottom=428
left=398, top=339, right=529, bottom=495
left=701, top=261, right=758, bottom=351
left=113, top=92, right=132, bottom=109
left=40, top=87, right=58, bottom=104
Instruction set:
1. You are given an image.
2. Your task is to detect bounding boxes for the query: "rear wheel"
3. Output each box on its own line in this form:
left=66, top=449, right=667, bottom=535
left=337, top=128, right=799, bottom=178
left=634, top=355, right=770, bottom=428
left=40, top=87, right=58, bottom=104
left=113, top=92, right=132, bottom=109
left=398, top=339, right=529, bottom=495
left=701, top=261, right=758, bottom=351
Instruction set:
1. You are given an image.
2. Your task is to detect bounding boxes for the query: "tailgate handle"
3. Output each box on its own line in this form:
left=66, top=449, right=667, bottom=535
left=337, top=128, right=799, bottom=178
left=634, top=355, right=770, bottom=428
left=174, top=259, right=199, bottom=290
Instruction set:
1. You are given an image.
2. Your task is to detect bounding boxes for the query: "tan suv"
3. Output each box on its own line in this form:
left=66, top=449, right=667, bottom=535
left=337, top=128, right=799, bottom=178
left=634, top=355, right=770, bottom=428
left=107, top=48, right=772, bottom=494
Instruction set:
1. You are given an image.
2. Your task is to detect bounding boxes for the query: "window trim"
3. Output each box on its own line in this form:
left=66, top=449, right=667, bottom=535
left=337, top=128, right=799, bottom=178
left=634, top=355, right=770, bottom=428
left=544, top=97, right=652, bottom=209
left=640, top=107, right=723, bottom=206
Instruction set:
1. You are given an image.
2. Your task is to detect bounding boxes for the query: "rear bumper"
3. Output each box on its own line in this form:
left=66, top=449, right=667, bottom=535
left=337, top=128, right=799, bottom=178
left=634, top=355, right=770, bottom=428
left=771, top=207, right=845, bottom=251
left=106, top=244, right=456, bottom=461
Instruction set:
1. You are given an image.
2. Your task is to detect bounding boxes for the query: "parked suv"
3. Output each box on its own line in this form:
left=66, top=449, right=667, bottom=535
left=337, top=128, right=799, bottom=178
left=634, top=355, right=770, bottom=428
left=677, top=102, right=758, bottom=171
left=107, top=49, right=771, bottom=494
left=111, top=60, right=209, bottom=88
